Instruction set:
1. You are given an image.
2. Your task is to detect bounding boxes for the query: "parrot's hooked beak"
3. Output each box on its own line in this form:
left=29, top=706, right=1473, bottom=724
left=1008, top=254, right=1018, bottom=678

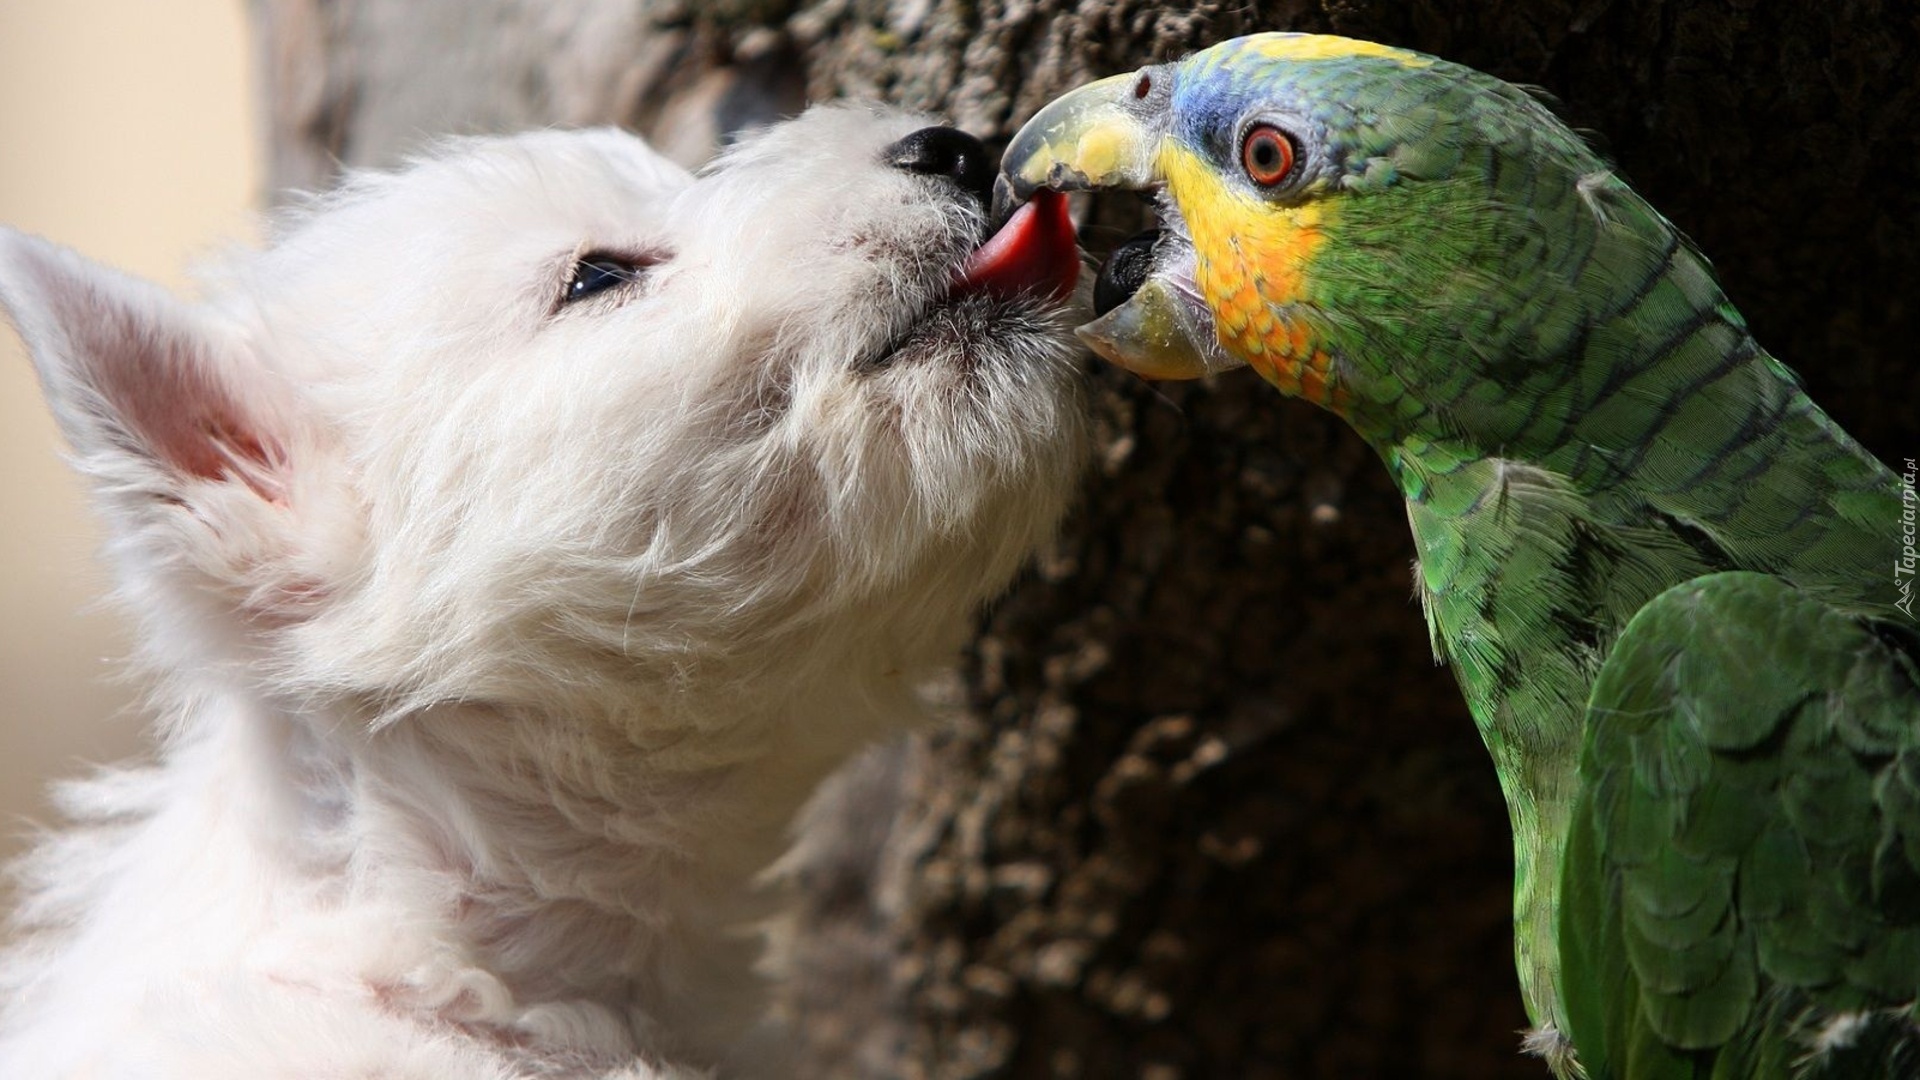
left=995, top=74, right=1245, bottom=381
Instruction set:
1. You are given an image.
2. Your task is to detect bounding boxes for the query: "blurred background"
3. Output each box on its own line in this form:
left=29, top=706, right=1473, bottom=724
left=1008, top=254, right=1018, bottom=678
left=0, top=0, right=256, bottom=866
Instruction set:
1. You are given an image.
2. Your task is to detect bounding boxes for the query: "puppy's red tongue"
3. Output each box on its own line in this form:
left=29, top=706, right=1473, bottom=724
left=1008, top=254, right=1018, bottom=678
left=953, top=189, right=1079, bottom=303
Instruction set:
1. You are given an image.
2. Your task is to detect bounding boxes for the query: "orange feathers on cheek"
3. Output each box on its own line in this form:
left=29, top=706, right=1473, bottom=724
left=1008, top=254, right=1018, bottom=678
left=1164, top=145, right=1345, bottom=410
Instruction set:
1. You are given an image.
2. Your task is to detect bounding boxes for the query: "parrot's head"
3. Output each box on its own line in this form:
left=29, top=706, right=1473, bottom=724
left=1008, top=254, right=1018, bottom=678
left=1001, top=33, right=1708, bottom=450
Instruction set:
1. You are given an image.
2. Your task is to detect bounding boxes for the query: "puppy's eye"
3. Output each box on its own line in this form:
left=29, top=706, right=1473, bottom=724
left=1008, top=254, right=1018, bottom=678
left=564, top=256, right=644, bottom=303
left=561, top=250, right=671, bottom=308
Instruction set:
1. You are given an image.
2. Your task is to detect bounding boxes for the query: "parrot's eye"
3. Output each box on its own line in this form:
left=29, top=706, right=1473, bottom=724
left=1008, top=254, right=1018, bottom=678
left=562, top=252, right=661, bottom=306
left=1240, top=124, right=1298, bottom=188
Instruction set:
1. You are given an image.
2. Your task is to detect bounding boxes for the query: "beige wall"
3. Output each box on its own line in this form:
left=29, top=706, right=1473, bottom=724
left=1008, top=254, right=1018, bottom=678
left=0, top=0, right=257, bottom=863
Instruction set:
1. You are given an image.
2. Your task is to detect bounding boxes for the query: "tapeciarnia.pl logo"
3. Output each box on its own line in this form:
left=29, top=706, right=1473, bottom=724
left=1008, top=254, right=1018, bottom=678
left=1898, top=458, right=1917, bottom=618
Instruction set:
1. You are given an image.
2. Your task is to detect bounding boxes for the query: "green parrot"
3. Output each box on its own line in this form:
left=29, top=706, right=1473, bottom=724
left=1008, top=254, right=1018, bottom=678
left=997, top=32, right=1918, bottom=1079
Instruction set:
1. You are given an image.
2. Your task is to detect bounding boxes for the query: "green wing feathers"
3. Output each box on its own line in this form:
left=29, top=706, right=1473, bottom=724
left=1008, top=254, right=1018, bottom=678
left=1563, top=571, right=1920, bottom=1079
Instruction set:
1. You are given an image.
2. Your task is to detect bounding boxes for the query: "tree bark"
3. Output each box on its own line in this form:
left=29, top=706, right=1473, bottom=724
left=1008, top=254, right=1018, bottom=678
left=253, top=2, right=1918, bottom=1077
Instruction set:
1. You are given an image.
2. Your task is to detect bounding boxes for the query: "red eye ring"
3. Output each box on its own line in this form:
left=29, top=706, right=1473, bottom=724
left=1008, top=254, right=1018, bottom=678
left=1241, top=124, right=1297, bottom=187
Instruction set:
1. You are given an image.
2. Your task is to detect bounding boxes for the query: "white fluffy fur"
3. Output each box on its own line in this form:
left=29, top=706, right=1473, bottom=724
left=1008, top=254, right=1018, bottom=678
left=0, top=106, right=1087, bottom=1078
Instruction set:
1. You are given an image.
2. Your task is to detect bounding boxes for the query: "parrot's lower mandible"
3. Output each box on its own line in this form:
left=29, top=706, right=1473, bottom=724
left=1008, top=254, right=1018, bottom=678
left=999, top=32, right=1918, bottom=1080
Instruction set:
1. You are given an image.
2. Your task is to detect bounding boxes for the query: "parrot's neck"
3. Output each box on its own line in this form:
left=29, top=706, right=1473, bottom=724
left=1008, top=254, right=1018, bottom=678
left=1371, top=328, right=1901, bottom=1048
left=1389, top=446, right=1612, bottom=1043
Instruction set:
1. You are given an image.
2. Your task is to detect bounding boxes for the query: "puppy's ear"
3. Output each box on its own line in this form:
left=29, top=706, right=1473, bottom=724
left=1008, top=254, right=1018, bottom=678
left=1, top=229, right=332, bottom=622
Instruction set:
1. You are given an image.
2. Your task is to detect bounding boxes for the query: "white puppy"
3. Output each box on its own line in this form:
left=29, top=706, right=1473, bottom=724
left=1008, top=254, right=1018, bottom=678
left=0, top=106, right=1086, bottom=1078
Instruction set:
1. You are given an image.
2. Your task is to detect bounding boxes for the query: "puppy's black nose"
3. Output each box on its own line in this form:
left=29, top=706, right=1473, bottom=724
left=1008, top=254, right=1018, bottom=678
left=885, top=127, right=994, bottom=205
